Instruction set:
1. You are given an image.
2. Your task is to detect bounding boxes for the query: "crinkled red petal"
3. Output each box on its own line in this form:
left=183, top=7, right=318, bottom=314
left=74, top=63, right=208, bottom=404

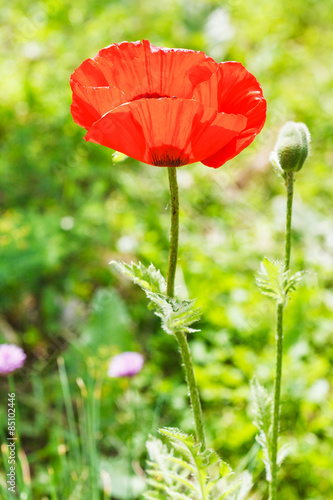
left=70, top=82, right=126, bottom=129
left=193, top=62, right=266, bottom=168
left=84, top=98, right=247, bottom=167
left=70, top=40, right=218, bottom=122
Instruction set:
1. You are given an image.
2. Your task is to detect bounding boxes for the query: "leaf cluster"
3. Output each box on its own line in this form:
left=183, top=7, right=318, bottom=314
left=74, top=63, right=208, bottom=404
left=145, top=427, right=252, bottom=500
left=111, top=261, right=201, bottom=335
left=255, top=258, right=305, bottom=304
left=251, top=378, right=291, bottom=482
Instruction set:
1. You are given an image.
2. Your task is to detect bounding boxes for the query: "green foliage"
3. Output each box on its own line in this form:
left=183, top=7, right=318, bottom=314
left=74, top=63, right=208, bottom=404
left=111, top=261, right=167, bottom=296
left=112, top=261, right=201, bottom=335
left=251, top=378, right=291, bottom=482
left=256, top=258, right=305, bottom=304
left=145, top=428, right=252, bottom=500
left=155, top=298, right=201, bottom=336
left=250, top=378, right=273, bottom=481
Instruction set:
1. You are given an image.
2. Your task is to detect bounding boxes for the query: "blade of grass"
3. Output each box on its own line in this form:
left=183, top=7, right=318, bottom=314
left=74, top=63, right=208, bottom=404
left=57, top=357, right=81, bottom=473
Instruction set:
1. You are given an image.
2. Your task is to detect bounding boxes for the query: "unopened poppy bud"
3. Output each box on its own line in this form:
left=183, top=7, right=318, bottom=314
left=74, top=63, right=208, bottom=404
left=272, top=121, right=310, bottom=172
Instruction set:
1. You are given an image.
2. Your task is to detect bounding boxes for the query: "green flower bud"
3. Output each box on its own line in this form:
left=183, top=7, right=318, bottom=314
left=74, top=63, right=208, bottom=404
left=271, top=121, right=310, bottom=172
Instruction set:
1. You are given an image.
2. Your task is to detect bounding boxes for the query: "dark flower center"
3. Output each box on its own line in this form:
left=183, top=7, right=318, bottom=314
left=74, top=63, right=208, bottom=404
left=131, top=92, right=171, bottom=101
left=148, top=146, right=189, bottom=167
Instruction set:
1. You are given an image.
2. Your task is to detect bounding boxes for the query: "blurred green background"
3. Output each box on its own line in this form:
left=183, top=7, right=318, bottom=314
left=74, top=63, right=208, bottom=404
left=1, top=0, right=333, bottom=498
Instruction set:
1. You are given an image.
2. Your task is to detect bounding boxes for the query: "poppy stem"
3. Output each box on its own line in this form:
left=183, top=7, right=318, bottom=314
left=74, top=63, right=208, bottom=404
left=166, top=167, right=179, bottom=298
left=270, top=171, right=294, bottom=500
left=166, top=166, right=206, bottom=449
left=174, top=329, right=206, bottom=449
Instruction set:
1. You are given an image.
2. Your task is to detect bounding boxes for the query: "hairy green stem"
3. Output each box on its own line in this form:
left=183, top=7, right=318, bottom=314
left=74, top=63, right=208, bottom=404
left=166, top=166, right=206, bottom=448
left=270, top=171, right=294, bottom=500
left=166, top=167, right=179, bottom=298
left=174, top=330, right=206, bottom=448
left=270, top=302, right=284, bottom=500
left=284, top=172, right=294, bottom=273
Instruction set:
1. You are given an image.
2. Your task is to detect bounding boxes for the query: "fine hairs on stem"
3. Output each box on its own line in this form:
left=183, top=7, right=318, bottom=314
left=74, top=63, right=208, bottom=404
left=269, top=171, right=294, bottom=500
left=166, top=167, right=179, bottom=298
left=166, top=166, right=206, bottom=449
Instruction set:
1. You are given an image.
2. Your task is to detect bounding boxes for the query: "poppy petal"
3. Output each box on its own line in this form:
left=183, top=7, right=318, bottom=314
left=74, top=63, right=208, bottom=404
left=193, top=62, right=266, bottom=167
left=71, top=40, right=218, bottom=104
left=85, top=98, right=247, bottom=167
left=70, top=57, right=109, bottom=87
left=70, top=82, right=126, bottom=129
left=202, top=99, right=267, bottom=168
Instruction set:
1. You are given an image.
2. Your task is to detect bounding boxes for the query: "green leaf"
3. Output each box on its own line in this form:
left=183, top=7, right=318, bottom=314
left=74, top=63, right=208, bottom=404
left=256, top=258, right=286, bottom=303
left=111, top=261, right=201, bottom=335
left=250, top=377, right=273, bottom=481
left=277, top=442, right=292, bottom=466
left=285, top=270, right=307, bottom=295
left=216, top=471, right=253, bottom=500
left=111, top=261, right=167, bottom=295
left=256, top=258, right=306, bottom=303
left=145, top=428, right=251, bottom=500
left=251, top=378, right=272, bottom=439
left=146, top=437, right=175, bottom=489
left=154, top=298, right=202, bottom=335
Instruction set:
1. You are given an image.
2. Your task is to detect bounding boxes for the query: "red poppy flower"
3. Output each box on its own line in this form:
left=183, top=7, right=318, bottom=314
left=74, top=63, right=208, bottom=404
left=70, top=40, right=266, bottom=168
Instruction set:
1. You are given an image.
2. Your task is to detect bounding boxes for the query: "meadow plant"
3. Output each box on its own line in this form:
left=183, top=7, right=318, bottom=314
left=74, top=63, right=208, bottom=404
left=69, top=39, right=267, bottom=498
left=64, top=40, right=310, bottom=499
left=253, top=121, right=311, bottom=500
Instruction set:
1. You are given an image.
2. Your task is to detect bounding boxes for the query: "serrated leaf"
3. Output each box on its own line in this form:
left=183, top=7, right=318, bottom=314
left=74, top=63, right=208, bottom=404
left=250, top=378, right=273, bottom=481
left=285, top=270, right=307, bottom=295
left=256, top=258, right=286, bottom=303
left=277, top=442, right=292, bottom=466
left=146, top=437, right=175, bottom=488
left=112, top=261, right=201, bottom=335
left=145, top=434, right=191, bottom=500
left=251, top=378, right=272, bottom=437
left=166, top=456, right=197, bottom=474
left=159, top=299, right=202, bottom=335
left=146, top=429, right=252, bottom=499
left=111, top=261, right=167, bottom=295
left=216, top=471, right=253, bottom=500
left=155, top=298, right=201, bottom=335
left=145, top=477, right=167, bottom=492
left=151, top=471, right=197, bottom=492
left=256, top=259, right=306, bottom=303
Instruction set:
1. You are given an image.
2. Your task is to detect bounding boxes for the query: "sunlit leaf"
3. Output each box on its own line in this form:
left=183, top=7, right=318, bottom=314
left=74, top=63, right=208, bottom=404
left=250, top=377, right=273, bottom=481
left=145, top=428, right=251, bottom=499
left=111, top=261, right=201, bottom=335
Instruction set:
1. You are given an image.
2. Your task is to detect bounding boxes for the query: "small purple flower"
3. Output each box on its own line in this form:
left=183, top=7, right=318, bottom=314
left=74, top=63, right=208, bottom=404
left=0, top=344, right=26, bottom=375
left=108, top=352, right=144, bottom=378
